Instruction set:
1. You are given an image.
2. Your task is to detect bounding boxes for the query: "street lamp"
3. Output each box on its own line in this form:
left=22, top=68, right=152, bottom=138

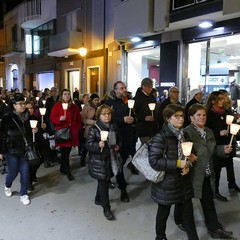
left=79, top=45, right=87, bottom=93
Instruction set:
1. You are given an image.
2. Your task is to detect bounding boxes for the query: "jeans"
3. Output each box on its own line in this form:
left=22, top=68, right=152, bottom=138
left=5, top=153, right=29, bottom=196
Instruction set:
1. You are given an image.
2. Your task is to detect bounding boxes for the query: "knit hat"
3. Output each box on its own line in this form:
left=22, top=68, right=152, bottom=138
left=90, top=93, right=99, bottom=101
left=190, top=88, right=202, bottom=99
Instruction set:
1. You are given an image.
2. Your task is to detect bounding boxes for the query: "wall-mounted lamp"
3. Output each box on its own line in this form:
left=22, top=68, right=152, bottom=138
left=198, top=20, right=213, bottom=29
left=79, top=45, right=87, bottom=57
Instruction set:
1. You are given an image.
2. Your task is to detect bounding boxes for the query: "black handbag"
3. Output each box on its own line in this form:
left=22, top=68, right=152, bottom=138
left=25, top=142, right=42, bottom=167
left=12, top=118, right=42, bottom=167
left=54, top=127, right=71, bottom=143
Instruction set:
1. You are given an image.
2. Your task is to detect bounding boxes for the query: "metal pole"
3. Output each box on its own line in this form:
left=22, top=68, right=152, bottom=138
left=81, top=58, right=84, bottom=94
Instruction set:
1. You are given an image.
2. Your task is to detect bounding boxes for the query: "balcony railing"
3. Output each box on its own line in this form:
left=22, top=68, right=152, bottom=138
left=18, top=0, right=56, bottom=30
left=2, top=41, right=25, bottom=56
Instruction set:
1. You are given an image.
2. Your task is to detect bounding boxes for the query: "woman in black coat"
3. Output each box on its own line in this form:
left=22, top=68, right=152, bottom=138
left=0, top=94, right=38, bottom=206
left=86, top=104, right=123, bottom=221
left=149, top=104, right=198, bottom=240
left=206, top=91, right=240, bottom=202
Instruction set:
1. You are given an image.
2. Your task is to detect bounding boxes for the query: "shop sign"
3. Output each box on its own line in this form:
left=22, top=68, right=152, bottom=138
left=160, top=82, right=176, bottom=87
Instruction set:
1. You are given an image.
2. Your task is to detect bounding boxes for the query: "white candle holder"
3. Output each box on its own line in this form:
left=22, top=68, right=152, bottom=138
left=181, top=142, right=193, bottom=160
left=62, top=103, right=68, bottom=117
left=35, top=96, right=39, bottom=102
left=30, top=120, right=38, bottom=142
left=226, top=115, right=234, bottom=132
left=128, top=100, right=135, bottom=116
left=229, top=124, right=240, bottom=146
left=81, top=104, right=85, bottom=110
left=148, top=103, right=156, bottom=116
left=42, top=100, right=46, bottom=106
left=39, top=107, right=46, bottom=125
left=100, top=130, right=109, bottom=152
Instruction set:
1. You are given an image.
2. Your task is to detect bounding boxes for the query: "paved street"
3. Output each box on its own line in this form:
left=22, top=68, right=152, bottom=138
left=0, top=148, right=239, bottom=240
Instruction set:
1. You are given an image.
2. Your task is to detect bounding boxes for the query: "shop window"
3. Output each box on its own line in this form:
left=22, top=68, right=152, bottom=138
left=188, top=34, right=240, bottom=99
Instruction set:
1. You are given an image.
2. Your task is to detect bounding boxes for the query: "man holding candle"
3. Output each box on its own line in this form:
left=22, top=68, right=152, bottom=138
left=104, top=81, right=136, bottom=200
left=134, top=78, right=158, bottom=144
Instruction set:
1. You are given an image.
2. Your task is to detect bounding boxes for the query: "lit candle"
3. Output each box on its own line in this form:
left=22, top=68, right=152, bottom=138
left=181, top=142, right=193, bottom=160
left=128, top=99, right=135, bottom=116
left=30, top=120, right=38, bottom=142
left=226, top=115, right=234, bottom=132
left=229, top=124, right=240, bottom=146
left=148, top=103, right=156, bottom=116
left=35, top=97, right=39, bottom=102
left=24, top=97, right=27, bottom=101
left=62, top=103, right=68, bottom=117
left=42, top=100, right=46, bottom=106
left=100, top=130, right=109, bottom=152
left=39, top=107, right=46, bottom=125
left=81, top=104, right=85, bottom=110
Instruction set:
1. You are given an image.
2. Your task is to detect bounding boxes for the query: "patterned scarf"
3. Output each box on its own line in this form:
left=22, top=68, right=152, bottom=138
left=192, top=123, right=211, bottom=177
left=167, top=123, right=184, bottom=160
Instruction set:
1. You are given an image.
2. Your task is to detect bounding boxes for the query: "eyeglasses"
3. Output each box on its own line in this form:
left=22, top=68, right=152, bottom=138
left=171, top=91, right=179, bottom=93
left=100, top=112, right=111, bottom=116
left=15, top=102, right=26, bottom=106
left=173, top=114, right=184, bottom=119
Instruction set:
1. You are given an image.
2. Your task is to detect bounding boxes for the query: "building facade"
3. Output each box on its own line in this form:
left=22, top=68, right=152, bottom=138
left=1, top=0, right=240, bottom=102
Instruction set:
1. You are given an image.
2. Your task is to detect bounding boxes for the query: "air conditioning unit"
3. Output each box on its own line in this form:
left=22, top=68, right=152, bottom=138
left=172, top=0, right=195, bottom=10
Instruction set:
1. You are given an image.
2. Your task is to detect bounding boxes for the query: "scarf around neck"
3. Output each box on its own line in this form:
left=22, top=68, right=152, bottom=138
left=167, top=123, right=184, bottom=160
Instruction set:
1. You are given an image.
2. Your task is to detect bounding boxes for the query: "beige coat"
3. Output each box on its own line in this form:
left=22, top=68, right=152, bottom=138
left=81, top=102, right=96, bottom=138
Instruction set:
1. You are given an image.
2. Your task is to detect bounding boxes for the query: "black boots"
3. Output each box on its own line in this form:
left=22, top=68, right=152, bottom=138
left=228, top=183, right=240, bottom=192
left=210, top=229, right=233, bottom=239
left=103, top=207, right=114, bottom=220
left=215, top=192, right=228, bottom=202
left=66, top=171, right=74, bottom=181
left=120, top=189, right=130, bottom=202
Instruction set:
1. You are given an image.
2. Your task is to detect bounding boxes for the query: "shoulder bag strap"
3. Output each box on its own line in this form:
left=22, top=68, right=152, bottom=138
left=12, top=118, right=28, bottom=146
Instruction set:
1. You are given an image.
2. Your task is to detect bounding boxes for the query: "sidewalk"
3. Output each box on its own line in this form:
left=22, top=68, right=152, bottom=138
left=0, top=148, right=239, bottom=240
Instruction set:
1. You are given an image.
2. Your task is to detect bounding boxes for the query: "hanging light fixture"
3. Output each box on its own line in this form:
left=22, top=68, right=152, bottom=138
left=198, top=20, right=213, bottom=29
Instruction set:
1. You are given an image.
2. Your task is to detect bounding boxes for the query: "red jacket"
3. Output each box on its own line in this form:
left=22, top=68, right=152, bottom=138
left=50, top=101, right=82, bottom=147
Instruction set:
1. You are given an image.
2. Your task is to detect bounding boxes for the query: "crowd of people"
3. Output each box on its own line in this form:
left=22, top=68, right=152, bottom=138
left=0, top=79, right=239, bottom=239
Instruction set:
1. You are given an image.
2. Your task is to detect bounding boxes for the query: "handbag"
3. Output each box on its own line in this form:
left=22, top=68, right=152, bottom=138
left=54, top=127, right=71, bottom=143
left=131, top=142, right=165, bottom=183
left=110, top=149, right=122, bottom=176
left=12, top=118, right=41, bottom=167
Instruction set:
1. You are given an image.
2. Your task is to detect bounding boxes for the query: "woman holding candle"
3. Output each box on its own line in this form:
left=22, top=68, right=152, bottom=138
left=184, top=103, right=234, bottom=239
left=85, top=104, right=121, bottom=221
left=205, top=91, right=240, bottom=202
left=149, top=104, right=199, bottom=240
left=0, top=94, right=38, bottom=205
left=50, top=89, right=82, bottom=181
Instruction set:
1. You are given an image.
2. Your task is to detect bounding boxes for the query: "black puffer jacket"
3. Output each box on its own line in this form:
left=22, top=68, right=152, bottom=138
left=86, top=119, right=120, bottom=180
left=0, top=111, right=32, bottom=155
left=149, top=124, right=194, bottom=205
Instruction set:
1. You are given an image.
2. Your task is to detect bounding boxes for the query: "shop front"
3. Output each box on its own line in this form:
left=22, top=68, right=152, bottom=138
left=183, top=18, right=240, bottom=101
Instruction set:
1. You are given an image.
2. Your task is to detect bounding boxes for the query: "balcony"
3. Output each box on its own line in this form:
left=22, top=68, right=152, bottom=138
left=48, top=31, right=83, bottom=58
left=19, top=0, right=56, bottom=30
left=1, top=41, right=25, bottom=58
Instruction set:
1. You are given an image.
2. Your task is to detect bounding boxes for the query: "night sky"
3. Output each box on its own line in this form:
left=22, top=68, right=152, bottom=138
left=0, top=0, right=24, bottom=27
